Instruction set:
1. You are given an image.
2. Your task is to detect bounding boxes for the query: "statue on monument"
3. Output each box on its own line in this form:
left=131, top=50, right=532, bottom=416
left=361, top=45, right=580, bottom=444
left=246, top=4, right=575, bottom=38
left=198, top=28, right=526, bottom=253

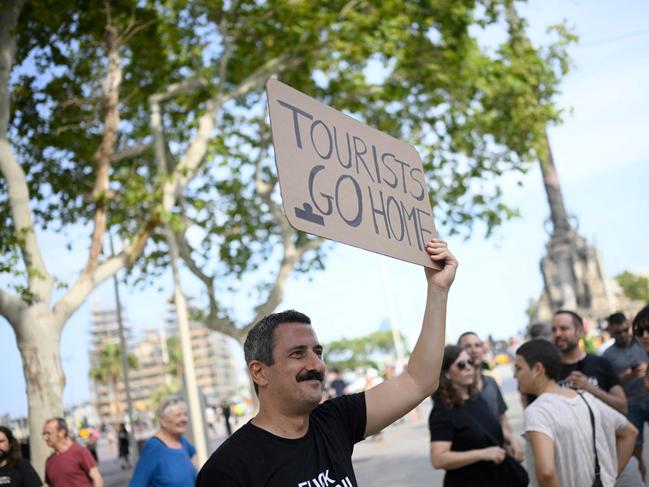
left=533, top=133, right=640, bottom=326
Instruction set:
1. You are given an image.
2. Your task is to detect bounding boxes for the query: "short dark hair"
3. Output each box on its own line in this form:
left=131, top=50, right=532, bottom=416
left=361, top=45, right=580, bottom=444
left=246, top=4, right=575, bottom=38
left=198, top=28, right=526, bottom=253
left=554, top=310, right=583, bottom=329
left=46, top=417, right=68, bottom=437
left=608, top=312, right=627, bottom=327
left=633, top=305, right=649, bottom=334
left=244, top=310, right=311, bottom=365
left=0, top=426, right=21, bottom=470
left=457, top=331, right=479, bottom=346
left=529, top=322, right=551, bottom=340
left=516, top=339, right=562, bottom=381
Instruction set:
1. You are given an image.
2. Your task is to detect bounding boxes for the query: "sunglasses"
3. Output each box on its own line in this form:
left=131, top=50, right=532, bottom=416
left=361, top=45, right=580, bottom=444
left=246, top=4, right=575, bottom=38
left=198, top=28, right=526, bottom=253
left=635, top=326, right=649, bottom=337
left=455, top=358, right=475, bottom=370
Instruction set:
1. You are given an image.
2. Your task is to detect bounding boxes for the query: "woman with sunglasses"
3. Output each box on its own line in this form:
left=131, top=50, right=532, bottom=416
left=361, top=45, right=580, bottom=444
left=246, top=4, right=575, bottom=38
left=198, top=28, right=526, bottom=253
left=429, top=345, right=527, bottom=486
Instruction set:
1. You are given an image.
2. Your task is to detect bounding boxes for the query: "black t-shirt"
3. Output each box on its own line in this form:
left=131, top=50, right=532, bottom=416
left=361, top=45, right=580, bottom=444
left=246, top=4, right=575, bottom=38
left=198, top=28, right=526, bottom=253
left=428, top=396, right=504, bottom=487
left=0, top=458, right=43, bottom=487
left=525, top=353, right=621, bottom=406
left=558, top=353, right=621, bottom=392
left=197, top=393, right=367, bottom=486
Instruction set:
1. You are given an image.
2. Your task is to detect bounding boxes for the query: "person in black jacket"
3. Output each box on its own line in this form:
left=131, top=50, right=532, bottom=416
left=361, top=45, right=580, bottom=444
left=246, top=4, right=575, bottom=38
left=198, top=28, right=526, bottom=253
left=0, top=426, right=42, bottom=487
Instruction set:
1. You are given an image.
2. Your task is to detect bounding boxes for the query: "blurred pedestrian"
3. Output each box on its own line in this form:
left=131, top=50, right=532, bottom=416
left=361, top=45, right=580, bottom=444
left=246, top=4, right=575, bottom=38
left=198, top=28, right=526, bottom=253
left=602, top=312, right=649, bottom=479
left=458, top=332, right=523, bottom=461
left=429, top=345, right=528, bottom=486
left=632, top=305, right=649, bottom=392
left=86, top=429, right=99, bottom=464
left=129, top=396, right=196, bottom=487
left=0, top=426, right=42, bottom=487
left=117, top=423, right=131, bottom=469
left=515, top=339, right=637, bottom=487
left=42, top=417, right=103, bottom=487
left=221, top=401, right=232, bottom=437
left=551, top=309, right=643, bottom=485
left=528, top=322, right=551, bottom=341
left=328, top=368, right=347, bottom=397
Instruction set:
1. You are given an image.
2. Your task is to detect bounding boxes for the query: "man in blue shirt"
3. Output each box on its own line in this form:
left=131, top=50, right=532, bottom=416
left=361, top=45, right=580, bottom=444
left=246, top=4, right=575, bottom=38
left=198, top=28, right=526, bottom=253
left=603, top=312, right=649, bottom=480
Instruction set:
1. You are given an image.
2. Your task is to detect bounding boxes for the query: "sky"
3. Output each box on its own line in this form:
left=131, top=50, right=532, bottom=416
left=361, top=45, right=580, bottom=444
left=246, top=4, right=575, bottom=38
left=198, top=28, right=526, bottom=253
left=1, top=0, right=648, bottom=418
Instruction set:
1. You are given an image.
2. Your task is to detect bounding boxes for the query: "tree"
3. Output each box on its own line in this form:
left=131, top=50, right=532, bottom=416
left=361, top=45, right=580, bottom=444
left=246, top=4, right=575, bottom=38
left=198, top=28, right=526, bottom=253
left=89, top=341, right=138, bottom=424
left=174, top=1, right=574, bottom=349
left=0, top=0, right=572, bottom=472
left=324, top=330, right=408, bottom=371
left=616, top=271, right=649, bottom=303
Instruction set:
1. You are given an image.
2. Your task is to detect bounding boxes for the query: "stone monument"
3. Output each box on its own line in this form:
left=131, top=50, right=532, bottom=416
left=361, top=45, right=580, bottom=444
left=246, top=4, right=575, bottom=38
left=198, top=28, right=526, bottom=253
left=534, top=134, right=638, bottom=327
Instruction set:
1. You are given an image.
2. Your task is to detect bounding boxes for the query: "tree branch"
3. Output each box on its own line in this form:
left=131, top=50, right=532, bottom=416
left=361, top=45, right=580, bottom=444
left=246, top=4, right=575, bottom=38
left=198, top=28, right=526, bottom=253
left=0, top=288, right=25, bottom=327
left=149, top=78, right=209, bottom=105
left=110, top=141, right=152, bottom=162
left=216, top=0, right=240, bottom=90
left=0, top=0, right=53, bottom=304
left=85, top=21, right=123, bottom=274
left=165, top=54, right=300, bottom=206
left=52, top=216, right=159, bottom=329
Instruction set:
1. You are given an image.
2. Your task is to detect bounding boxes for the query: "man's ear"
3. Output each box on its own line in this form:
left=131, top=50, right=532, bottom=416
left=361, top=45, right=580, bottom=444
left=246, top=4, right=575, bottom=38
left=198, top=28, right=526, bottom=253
left=249, top=360, right=269, bottom=389
left=532, top=361, right=545, bottom=377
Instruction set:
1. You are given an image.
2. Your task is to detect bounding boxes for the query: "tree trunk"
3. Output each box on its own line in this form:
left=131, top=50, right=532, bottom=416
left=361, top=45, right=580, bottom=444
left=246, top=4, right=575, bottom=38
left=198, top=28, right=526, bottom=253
left=14, top=308, right=65, bottom=480
left=540, top=132, right=571, bottom=235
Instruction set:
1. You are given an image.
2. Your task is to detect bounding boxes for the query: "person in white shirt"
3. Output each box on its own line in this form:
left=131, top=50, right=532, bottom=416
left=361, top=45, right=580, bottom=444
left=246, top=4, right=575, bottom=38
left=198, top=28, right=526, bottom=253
left=514, top=339, right=637, bottom=487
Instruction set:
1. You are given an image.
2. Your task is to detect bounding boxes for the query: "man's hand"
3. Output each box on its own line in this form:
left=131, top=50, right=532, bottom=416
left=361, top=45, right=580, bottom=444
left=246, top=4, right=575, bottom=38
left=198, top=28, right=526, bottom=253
left=567, top=371, right=592, bottom=392
left=507, top=438, right=525, bottom=463
left=424, top=239, right=458, bottom=291
left=634, top=362, right=647, bottom=378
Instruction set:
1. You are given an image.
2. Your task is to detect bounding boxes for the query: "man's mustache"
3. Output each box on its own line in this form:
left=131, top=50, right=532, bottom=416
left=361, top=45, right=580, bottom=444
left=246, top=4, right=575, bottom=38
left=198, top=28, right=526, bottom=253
left=296, top=370, right=324, bottom=382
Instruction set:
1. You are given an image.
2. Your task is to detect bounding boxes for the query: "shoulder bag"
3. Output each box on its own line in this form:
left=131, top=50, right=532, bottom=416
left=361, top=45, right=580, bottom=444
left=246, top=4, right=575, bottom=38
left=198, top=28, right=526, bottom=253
left=578, top=392, right=604, bottom=487
left=465, top=407, right=529, bottom=487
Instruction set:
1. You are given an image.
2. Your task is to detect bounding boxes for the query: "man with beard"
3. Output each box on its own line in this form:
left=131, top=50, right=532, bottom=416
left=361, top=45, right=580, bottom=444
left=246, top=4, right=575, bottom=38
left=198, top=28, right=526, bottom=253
left=0, top=426, right=42, bottom=487
left=552, top=310, right=627, bottom=414
left=603, top=312, right=649, bottom=480
left=552, top=310, right=643, bottom=485
left=196, top=239, right=457, bottom=486
left=458, top=331, right=523, bottom=461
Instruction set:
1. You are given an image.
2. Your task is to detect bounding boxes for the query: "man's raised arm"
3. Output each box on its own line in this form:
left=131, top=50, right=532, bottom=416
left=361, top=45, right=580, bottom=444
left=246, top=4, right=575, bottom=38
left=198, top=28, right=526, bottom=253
left=364, top=238, right=457, bottom=437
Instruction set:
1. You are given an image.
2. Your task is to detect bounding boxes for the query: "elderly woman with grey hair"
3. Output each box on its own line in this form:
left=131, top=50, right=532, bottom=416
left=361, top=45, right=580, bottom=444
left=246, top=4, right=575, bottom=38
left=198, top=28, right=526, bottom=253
left=129, top=396, right=197, bottom=487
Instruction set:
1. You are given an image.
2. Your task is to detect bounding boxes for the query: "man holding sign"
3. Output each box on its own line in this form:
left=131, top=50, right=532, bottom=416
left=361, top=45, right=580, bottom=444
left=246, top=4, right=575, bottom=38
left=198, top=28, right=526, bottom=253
left=196, top=238, right=457, bottom=486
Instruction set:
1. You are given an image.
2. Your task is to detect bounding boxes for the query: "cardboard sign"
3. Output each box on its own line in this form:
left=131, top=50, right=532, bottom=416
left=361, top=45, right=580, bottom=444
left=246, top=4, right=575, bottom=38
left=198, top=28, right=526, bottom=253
left=266, top=79, right=438, bottom=268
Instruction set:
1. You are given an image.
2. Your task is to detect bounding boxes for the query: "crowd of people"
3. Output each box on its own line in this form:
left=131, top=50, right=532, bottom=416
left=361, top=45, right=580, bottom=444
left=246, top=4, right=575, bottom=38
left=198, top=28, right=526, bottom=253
left=1, top=239, right=647, bottom=487
left=428, top=305, right=649, bottom=487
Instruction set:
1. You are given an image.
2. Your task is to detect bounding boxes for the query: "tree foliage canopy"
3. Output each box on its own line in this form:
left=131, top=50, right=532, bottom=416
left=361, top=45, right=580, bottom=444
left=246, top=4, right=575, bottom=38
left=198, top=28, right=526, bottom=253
left=325, top=330, right=408, bottom=370
left=2, top=0, right=574, bottom=298
left=616, top=271, right=649, bottom=303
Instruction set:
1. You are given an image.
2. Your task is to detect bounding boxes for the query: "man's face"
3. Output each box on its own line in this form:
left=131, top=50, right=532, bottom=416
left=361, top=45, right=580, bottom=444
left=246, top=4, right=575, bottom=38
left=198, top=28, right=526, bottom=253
left=159, top=405, right=189, bottom=436
left=459, top=333, right=483, bottom=366
left=514, top=355, right=535, bottom=394
left=610, top=321, right=632, bottom=347
left=551, top=313, right=580, bottom=353
left=42, top=421, right=64, bottom=448
left=264, top=323, right=325, bottom=412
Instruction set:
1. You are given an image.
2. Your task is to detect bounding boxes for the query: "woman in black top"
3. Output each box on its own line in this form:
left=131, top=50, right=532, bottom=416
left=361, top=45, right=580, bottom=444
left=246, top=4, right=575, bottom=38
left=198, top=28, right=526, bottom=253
left=428, top=345, right=510, bottom=486
left=0, top=426, right=42, bottom=487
